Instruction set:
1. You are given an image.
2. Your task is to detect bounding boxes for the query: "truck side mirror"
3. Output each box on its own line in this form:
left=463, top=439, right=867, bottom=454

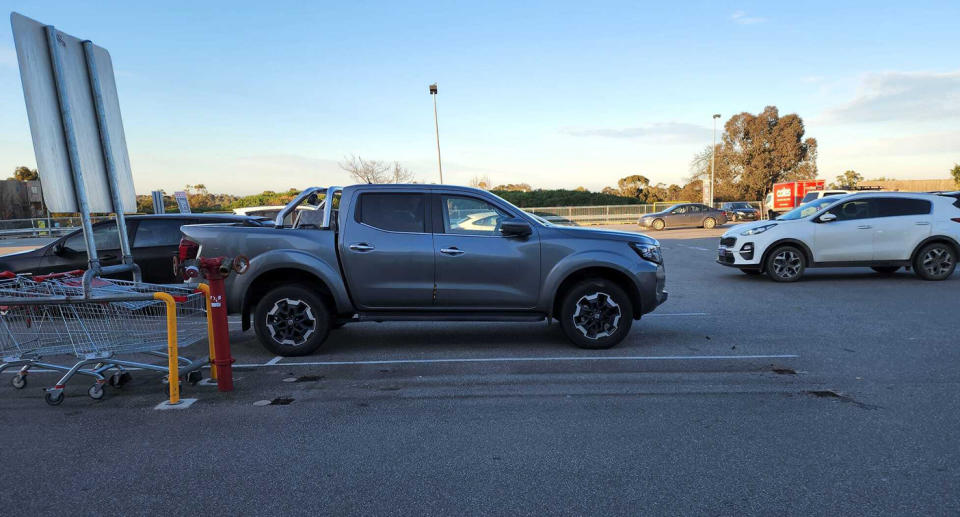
left=500, top=218, right=532, bottom=237
left=818, top=212, right=837, bottom=223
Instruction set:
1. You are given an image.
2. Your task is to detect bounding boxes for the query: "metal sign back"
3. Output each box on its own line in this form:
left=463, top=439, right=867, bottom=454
left=11, top=12, right=136, bottom=214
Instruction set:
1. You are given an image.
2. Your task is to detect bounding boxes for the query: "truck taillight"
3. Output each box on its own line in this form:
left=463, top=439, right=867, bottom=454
left=178, top=238, right=200, bottom=262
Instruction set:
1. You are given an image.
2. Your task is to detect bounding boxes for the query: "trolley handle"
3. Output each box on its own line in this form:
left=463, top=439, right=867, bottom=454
left=33, top=269, right=86, bottom=282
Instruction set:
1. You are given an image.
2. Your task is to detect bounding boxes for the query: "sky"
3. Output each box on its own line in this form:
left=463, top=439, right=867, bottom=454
left=1, top=0, right=958, bottom=195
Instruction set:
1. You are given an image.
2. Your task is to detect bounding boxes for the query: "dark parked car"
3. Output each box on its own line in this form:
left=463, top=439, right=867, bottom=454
left=720, top=202, right=759, bottom=222
left=638, top=203, right=728, bottom=230
left=0, top=214, right=266, bottom=283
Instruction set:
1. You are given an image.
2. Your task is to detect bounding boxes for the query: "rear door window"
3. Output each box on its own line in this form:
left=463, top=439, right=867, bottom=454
left=355, top=193, right=427, bottom=233
left=134, top=219, right=188, bottom=248
left=876, top=198, right=932, bottom=217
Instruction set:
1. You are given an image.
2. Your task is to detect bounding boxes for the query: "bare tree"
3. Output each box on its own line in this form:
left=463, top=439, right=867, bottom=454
left=391, top=162, right=416, bottom=184
left=339, top=155, right=416, bottom=184
left=468, top=174, right=492, bottom=190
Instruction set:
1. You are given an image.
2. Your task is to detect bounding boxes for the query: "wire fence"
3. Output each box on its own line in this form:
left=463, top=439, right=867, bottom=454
left=526, top=201, right=763, bottom=226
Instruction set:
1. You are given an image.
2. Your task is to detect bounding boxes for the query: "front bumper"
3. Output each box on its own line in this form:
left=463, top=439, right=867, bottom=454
left=716, top=237, right=761, bottom=267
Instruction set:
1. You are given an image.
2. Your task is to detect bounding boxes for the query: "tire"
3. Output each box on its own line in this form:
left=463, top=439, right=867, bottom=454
left=652, top=219, right=665, bottom=231
left=44, top=390, right=64, bottom=406
left=11, top=374, right=26, bottom=389
left=740, top=268, right=763, bottom=276
left=703, top=217, right=716, bottom=229
left=871, top=266, right=899, bottom=275
left=558, top=279, right=633, bottom=349
left=254, top=285, right=331, bottom=356
left=765, top=245, right=805, bottom=282
left=913, top=242, right=957, bottom=281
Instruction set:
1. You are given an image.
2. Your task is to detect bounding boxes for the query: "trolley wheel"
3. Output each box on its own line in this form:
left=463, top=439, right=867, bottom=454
left=186, top=371, right=203, bottom=385
left=160, top=375, right=169, bottom=385
left=88, top=384, right=106, bottom=401
left=11, top=374, right=27, bottom=389
left=109, top=372, right=132, bottom=387
left=44, top=390, right=64, bottom=406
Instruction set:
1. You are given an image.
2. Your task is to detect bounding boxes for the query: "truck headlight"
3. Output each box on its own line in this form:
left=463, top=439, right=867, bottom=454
left=630, top=242, right=662, bottom=264
left=741, top=223, right=777, bottom=236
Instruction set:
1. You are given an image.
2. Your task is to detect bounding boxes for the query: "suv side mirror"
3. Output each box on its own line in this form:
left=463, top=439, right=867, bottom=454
left=818, top=212, right=837, bottom=223
left=500, top=218, right=532, bottom=237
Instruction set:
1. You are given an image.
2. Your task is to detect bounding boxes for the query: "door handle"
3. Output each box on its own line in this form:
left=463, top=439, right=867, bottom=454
left=440, top=247, right=465, bottom=256
left=857, top=225, right=872, bottom=230
left=915, top=222, right=930, bottom=226
left=348, top=243, right=375, bottom=252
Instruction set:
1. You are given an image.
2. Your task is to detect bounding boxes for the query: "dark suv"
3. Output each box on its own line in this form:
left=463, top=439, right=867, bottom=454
left=0, top=214, right=265, bottom=283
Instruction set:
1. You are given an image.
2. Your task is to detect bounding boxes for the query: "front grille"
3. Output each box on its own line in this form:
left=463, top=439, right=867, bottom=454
left=720, top=236, right=737, bottom=247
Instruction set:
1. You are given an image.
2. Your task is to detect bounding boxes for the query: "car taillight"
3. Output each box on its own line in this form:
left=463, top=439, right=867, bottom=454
left=952, top=218, right=960, bottom=223
left=178, top=238, right=199, bottom=262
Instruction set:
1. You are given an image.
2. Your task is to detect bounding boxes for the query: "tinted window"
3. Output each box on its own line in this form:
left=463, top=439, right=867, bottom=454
left=876, top=198, right=931, bottom=217
left=62, top=221, right=121, bottom=252
left=356, top=193, right=426, bottom=233
left=135, top=219, right=188, bottom=247
left=442, top=196, right=509, bottom=235
left=824, top=199, right=877, bottom=221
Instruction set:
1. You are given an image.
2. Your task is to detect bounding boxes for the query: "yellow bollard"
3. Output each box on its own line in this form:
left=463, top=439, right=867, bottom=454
left=195, top=283, right=216, bottom=380
left=154, top=292, right=180, bottom=405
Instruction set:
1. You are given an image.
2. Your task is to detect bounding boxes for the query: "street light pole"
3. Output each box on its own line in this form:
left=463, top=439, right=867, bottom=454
left=429, top=83, right=443, bottom=184
left=711, top=113, right=721, bottom=206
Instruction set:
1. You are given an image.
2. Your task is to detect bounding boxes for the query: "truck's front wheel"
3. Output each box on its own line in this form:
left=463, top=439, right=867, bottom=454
left=559, top=279, right=633, bottom=349
left=254, top=286, right=331, bottom=356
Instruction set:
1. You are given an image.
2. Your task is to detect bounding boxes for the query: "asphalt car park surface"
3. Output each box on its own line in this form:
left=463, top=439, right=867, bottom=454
left=1, top=224, right=958, bottom=515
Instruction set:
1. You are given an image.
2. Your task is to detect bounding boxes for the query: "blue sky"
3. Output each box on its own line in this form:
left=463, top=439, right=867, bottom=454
left=1, top=0, right=958, bottom=195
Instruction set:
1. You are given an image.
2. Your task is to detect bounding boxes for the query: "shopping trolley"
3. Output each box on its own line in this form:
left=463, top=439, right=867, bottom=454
left=0, top=271, right=210, bottom=405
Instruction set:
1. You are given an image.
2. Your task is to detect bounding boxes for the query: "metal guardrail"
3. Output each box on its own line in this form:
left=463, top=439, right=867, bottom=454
left=526, top=201, right=763, bottom=225
left=0, top=216, right=113, bottom=240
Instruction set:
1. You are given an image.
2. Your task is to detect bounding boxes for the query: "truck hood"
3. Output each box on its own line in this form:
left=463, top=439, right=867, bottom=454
left=555, top=226, right=659, bottom=245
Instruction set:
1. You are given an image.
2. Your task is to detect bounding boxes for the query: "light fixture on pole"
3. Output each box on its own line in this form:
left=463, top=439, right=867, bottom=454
left=711, top=113, right=721, bottom=206
left=429, top=83, right=443, bottom=184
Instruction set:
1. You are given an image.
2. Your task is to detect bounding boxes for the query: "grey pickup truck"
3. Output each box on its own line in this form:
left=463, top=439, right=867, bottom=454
left=180, top=184, right=667, bottom=355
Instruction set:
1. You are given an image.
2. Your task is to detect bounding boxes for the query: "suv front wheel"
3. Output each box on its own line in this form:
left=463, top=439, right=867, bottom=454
left=254, top=285, right=331, bottom=356
left=559, top=279, right=633, bottom=349
left=765, top=245, right=805, bottom=282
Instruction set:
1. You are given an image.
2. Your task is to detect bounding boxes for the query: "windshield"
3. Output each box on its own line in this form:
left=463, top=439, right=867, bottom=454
left=801, top=192, right=819, bottom=203
left=777, top=197, right=839, bottom=220
left=727, top=203, right=752, bottom=209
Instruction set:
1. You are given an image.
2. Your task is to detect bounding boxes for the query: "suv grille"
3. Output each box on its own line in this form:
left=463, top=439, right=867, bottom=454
left=720, top=237, right=737, bottom=247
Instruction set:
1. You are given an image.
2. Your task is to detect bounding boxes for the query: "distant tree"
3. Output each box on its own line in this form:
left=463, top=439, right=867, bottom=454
left=574, top=186, right=588, bottom=192
left=831, top=170, right=863, bottom=189
left=469, top=175, right=492, bottom=190
left=601, top=186, right=620, bottom=196
left=339, top=155, right=416, bottom=184
left=10, top=166, right=39, bottom=181
left=716, top=106, right=817, bottom=201
left=951, top=163, right=960, bottom=189
left=617, top=174, right=650, bottom=199
left=493, top=183, right=532, bottom=192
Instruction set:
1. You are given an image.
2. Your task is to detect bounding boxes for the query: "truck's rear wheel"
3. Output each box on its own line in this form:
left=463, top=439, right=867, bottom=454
left=254, top=286, right=331, bottom=356
left=558, top=279, right=633, bottom=349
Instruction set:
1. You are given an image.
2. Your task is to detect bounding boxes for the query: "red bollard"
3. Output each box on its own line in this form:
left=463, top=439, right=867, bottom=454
left=193, top=257, right=245, bottom=392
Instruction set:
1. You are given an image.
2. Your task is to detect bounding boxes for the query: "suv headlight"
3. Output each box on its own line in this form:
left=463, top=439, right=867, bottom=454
left=741, top=223, right=777, bottom=236
left=630, top=242, right=662, bottom=264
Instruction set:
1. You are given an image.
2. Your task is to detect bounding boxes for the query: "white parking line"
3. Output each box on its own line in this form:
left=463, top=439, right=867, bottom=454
left=235, top=354, right=799, bottom=368
left=265, top=356, right=283, bottom=365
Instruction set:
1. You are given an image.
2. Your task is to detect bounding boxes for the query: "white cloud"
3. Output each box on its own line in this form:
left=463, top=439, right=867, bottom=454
left=830, top=131, right=960, bottom=158
left=730, top=11, right=766, bottom=25
left=824, top=70, right=960, bottom=123
left=561, top=122, right=712, bottom=143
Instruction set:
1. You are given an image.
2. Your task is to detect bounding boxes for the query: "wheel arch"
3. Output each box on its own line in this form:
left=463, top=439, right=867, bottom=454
left=242, top=268, right=339, bottom=331
left=760, top=239, right=814, bottom=268
left=551, top=266, right=643, bottom=320
left=909, top=235, right=960, bottom=265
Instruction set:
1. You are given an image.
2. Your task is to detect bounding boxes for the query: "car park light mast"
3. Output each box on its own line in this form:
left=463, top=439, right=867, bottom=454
left=430, top=83, right=443, bottom=184
left=711, top=113, right=721, bottom=207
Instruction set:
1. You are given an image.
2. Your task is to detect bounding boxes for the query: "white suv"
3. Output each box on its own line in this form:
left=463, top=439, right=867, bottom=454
left=717, top=193, right=960, bottom=282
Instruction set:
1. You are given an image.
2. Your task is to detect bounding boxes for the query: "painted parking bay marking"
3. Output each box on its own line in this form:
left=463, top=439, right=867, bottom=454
left=238, top=353, right=799, bottom=368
